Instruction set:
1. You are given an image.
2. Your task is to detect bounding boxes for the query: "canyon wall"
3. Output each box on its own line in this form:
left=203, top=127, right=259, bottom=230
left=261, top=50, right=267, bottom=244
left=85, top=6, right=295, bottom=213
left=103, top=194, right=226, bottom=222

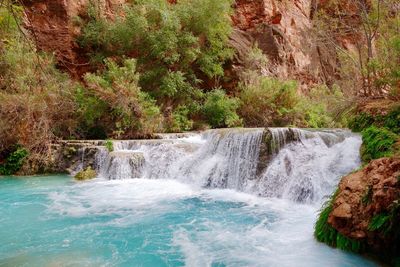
left=21, top=0, right=341, bottom=87
left=21, top=0, right=125, bottom=78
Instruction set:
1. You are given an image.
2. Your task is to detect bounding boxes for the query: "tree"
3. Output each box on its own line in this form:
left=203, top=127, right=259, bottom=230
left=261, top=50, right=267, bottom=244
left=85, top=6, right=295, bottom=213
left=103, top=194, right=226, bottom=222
left=314, top=0, right=399, bottom=97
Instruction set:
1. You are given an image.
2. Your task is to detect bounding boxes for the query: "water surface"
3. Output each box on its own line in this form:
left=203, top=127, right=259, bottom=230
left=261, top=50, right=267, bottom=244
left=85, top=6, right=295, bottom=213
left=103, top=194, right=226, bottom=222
left=0, top=175, right=377, bottom=267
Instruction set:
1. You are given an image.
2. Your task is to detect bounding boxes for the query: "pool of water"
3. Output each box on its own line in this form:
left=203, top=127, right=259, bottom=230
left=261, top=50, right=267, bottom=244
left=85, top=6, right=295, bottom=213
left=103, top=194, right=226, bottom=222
left=0, top=175, right=377, bottom=267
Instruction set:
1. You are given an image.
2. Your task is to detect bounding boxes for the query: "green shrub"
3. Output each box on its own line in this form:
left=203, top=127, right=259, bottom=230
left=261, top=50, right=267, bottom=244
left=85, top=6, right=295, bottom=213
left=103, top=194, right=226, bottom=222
left=82, top=58, right=163, bottom=138
left=349, top=106, right=400, bottom=134
left=238, top=78, right=342, bottom=128
left=105, top=140, right=114, bottom=152
left=349, top=113, right=376, bottom=132
left=238, top=78, right=300, bottom=127
left=78, top=0, right=234, bottom=112
left=168, top=105, right=194, bottom=132
left=0, top=146, right=28, bottom=175
left=203, top=89, right=242, bottom=128
left=361, top=126, right=399, bottom=162
left=384, top=106, right=400, bottom=134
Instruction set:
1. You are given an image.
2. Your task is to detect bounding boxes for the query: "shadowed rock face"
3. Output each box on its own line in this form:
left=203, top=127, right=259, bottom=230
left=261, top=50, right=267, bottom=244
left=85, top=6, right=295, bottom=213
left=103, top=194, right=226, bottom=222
left=21, top=0, right=125, bottom=78
left=328, top=157, right=400, bottom=252
left=230, top=0, right=327, bottom=90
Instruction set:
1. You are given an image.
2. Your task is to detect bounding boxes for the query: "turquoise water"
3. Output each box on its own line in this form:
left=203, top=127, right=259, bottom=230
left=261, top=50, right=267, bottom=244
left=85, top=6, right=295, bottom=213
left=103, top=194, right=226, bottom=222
left=0, top=175, right=377, bottom=267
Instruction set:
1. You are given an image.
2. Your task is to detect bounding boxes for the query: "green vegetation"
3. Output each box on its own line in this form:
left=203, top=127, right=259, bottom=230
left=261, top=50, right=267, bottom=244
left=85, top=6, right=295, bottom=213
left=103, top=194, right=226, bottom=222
left=82, top=58, right=163, bottom=138
left=238, top=77, right=345, bottom=128
left=349, top=106, right=400, bottom=134
left=0, top=146, right=28, bottom=175
left=0, top=5, right=77, bottom=170
left=74, top=166, right=97, bottom=181
left=315, top=189, right=363, bottom=253
left=105, top=140, right=114, bottom=152
left=203, top=89, right=242, bottom=128
left=78, top=0, right=234, bottom=123
left=0, top=0, right=398, bottom=173
left=360, top=126, right=399, bottom=162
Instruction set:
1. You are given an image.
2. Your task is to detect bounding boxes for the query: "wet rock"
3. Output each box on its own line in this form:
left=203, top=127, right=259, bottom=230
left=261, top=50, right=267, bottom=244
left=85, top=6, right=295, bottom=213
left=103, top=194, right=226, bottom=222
left=106, top=151, right=145, bottom=179
left=74, top=166, right=96, bottom=180
left=328, top=157, right=400, bottom=252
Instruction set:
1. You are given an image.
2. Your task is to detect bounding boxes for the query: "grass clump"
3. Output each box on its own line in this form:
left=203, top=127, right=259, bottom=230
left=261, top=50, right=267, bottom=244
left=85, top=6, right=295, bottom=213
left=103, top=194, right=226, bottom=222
left=360, top=126, right=399, bottom=162
left=349, top=105, right=400, bottom=134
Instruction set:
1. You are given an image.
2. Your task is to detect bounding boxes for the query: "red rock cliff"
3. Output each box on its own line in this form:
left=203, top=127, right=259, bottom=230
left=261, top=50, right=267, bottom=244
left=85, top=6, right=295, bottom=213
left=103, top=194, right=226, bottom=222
left=21, top=0, right=125, bottom=78
left=21, top=0, right=344, bottom=86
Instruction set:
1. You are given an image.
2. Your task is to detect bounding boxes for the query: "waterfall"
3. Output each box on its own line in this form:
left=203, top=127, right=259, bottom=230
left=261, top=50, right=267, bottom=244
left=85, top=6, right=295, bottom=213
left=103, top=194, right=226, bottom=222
left=93, top=128, right=361, bottom=203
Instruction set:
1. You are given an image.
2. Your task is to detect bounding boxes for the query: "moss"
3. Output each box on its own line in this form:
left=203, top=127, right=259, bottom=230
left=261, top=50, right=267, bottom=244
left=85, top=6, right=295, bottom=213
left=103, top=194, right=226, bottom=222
left=315, top=189, right=363, bottom=253
left=360, top=126, right=399, bottom=162
left=74, top=166, right=96, bottom=181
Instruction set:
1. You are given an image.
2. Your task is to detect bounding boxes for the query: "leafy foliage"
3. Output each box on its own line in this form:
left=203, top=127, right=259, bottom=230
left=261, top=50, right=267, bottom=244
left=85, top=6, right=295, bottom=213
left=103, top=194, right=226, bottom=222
left=0, top=6, right=77, bottom=169
left=349, top=105, right=400, bottom=134
left=238, top=77, right=345, bottom=128
left=203, top=89, right=242, bottom=128
left=78, top=0, right=234, bottom=117
left=82, top=58, right=163, bottom=138
left=105, top=140, right=114, bottom=152
left=360, top=126, right=399, bottom=162
left=0, top=146, right=28, bottom=175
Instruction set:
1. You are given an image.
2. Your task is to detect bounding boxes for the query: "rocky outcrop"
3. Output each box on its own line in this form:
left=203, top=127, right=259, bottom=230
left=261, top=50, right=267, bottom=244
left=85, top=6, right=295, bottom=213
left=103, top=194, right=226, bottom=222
left=328, top=157, right=400, bottom=258
left=50, top=140, right=106, bottom=174
left=21, top=0, right=125, bottom=78
left=230, top=0, right=335, bottom=90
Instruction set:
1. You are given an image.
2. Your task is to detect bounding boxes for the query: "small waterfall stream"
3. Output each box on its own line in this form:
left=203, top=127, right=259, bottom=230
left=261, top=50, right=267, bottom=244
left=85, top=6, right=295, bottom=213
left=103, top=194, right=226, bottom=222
left=94, top=128, right=361, bottom=203
left=0, top=128, right=373, bottom=267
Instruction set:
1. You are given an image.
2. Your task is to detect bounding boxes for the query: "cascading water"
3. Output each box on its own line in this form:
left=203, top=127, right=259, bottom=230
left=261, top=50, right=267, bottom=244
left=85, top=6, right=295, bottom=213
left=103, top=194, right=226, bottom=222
left=1, top=128, right=376, bottom=267
left=95, top=127, right=361, bottom=203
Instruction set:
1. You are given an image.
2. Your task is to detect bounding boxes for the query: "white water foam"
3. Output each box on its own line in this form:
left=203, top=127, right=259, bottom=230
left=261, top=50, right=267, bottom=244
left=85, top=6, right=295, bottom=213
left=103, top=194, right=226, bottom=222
left=94, top=128, right=361, bottom=204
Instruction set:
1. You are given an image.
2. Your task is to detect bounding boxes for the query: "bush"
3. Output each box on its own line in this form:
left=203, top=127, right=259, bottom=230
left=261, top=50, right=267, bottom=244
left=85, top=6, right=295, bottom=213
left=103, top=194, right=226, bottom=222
left=349, top=112, right=376, bottom=133
left=82, top=58, right=163, bottom=138
left=384, top=106, right=400, bottom=134
left=0, top=146, right=28, bottom=175
left=361, top=126, right=399, bottom=162
left=78, top=0, right=234, bottom=116
left=168, top=105, right=194, bottom=132
left=238, top=78, right=343, bottom=128
left=0, top=8, right=77, bottom=169
left=349, top=106, right=400, bottom=134
left=105, top=140, right=114, bottom=152
left=203, top=89, right=242, bottom=128
left=238, top=78, right=300, bottom=127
